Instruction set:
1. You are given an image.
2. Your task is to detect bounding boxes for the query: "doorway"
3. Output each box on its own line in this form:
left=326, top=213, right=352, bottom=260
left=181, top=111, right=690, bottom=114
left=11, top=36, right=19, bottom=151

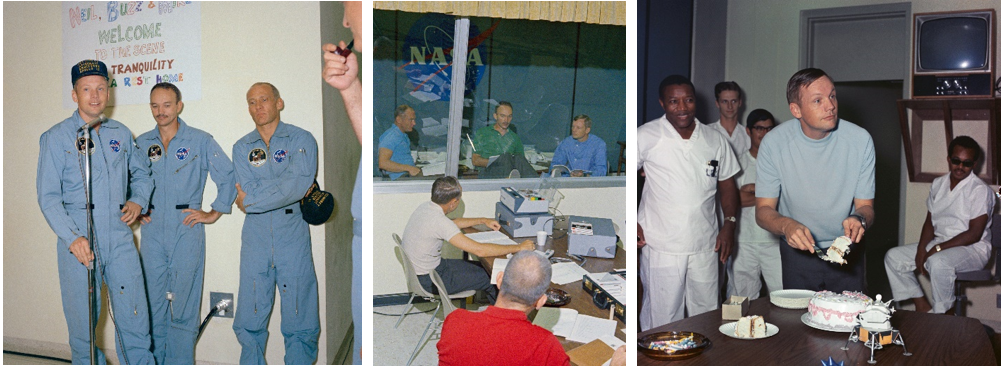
left=835, top=80, right=904, bottom=299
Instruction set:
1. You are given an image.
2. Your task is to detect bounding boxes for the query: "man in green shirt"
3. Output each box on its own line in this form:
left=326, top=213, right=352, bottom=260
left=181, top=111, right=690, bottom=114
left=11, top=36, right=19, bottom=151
left=472, top=102, right=523, bottom=166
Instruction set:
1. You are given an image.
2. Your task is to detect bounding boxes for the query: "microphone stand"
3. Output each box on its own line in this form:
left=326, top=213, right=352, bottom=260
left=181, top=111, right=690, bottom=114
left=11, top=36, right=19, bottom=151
left=80, top=123, right=100, bottom=365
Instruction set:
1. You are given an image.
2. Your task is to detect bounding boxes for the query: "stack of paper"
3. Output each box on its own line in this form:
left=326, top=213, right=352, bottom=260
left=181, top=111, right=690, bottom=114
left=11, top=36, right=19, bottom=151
left=533, top=307, right=618, bottom=344
left=466, top=231, right=517, bottom=245
left=550, top=262, right=590, bottom=285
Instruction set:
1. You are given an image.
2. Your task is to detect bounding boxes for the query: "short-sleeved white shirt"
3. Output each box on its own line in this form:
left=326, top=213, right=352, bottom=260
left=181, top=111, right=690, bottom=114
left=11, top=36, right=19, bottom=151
left=402, top=201, right=462, bottom=275
left=737, top=150, right=778, bottom=244
left=708, top=119, right=750, bottom=159
left=928, top=172, right=996, bottom=254
left=638, top=116, right=739, bottom=255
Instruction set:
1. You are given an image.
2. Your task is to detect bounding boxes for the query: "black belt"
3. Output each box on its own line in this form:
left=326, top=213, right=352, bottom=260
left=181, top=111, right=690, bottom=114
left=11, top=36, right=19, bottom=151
left=73, top=202, right=124, bottom=208
left=286, top=208, right=293, bottom=214
left=150, top=204, right=191, bottom=210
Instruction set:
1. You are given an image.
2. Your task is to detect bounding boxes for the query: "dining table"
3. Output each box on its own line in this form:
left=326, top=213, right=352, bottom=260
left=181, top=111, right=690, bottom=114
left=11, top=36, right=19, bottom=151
left=637, top=297, right=997, bottom=366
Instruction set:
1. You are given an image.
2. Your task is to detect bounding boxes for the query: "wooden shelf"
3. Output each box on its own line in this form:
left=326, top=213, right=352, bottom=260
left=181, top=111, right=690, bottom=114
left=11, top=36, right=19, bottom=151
left=897, top=97, right=1000, bottom=184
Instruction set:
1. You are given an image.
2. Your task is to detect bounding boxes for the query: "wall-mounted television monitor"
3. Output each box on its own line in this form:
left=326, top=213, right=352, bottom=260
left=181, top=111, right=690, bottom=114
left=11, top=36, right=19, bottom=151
left=912, top=9, right=996, bottom=98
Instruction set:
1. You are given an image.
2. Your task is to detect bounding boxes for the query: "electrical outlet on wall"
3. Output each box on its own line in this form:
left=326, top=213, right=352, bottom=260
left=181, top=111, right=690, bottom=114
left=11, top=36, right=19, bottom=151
left=210, top=292, right=235, bottom=318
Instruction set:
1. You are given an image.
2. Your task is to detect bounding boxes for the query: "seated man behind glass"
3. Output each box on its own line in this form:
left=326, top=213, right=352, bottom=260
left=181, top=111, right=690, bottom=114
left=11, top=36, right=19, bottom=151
left=550, top=114, right=607, bottom=176
left=401, top=176, right=534, bottom=302
left=378, top=105, right=421, bottom=180
left=472, top=102, right=535, bottom=178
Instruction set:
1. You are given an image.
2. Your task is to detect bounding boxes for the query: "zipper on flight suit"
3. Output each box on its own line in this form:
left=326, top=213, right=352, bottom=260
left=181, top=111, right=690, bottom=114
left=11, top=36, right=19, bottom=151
left=174, top=154, right=199, bottom=173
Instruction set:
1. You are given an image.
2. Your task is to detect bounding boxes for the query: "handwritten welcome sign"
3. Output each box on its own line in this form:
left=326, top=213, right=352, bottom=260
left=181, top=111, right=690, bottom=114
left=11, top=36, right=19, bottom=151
left=62, top=1, right=201, bottom=108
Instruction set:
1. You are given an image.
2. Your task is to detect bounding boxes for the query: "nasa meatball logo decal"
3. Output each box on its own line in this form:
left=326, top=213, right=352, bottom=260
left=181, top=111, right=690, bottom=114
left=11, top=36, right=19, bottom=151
left=273, top=149, right=287, bottom=163
left=249, top=148, right=267, bottom=167
left=176, top=147, right=189, bottom=161
left=148, top=144, right=163, bottom=162
left=76, top=137, right=95, bottom=154
left=109, top=139, right=121, bottom=153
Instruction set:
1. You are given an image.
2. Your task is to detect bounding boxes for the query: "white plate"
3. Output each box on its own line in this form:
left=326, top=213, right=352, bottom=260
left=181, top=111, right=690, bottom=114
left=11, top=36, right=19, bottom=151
left=769, top=289, right=816, bottom=309
left=718, top=322, right=779, bottom=339
left=801, top=313, right=855, bottom=332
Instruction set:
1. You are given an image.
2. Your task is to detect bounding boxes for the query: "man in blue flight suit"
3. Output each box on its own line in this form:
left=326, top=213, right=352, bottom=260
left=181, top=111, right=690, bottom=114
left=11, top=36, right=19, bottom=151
left=232, top=82, right=320, bottom=364
left=135, top=82, right=236, bottom=364
left=36, top=59, right=155, bottom=364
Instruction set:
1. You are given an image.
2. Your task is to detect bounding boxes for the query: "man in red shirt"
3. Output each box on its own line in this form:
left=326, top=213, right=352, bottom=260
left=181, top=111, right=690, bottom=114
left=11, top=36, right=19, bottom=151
left=437, top=251, right=569, bottom=365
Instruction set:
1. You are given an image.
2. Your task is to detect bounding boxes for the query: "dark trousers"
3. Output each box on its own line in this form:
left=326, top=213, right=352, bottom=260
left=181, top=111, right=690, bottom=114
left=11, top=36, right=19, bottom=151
left=779, top=239, right=865, bottom=293
left=418, top=258, right=497, bottom=303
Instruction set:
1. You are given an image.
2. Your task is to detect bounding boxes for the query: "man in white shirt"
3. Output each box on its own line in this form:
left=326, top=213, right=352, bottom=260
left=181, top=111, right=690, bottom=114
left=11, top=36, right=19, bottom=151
left=733, top=109, right=782, bottom=299
left=884, top=136, right=996, bottom=314
left=402, top=176, right=534, bottom=302
left=708, top=81, right=748, bottom=298
left=637, top=75, right=740, bottom=330
left=707, top=81, right=749, bottom=159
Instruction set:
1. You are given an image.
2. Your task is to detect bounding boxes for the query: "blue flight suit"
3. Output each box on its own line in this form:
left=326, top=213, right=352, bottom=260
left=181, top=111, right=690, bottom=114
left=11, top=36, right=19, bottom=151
left=135, top=118, right=236, bottom=364
left=231, top=121, right=320, bottom=365
left=36, top=111, right=155, bottom=365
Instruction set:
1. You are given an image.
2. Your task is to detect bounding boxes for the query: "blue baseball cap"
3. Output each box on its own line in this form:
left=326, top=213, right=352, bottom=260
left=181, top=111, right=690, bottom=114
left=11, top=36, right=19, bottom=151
left=71, top=60, right=109, bottom=86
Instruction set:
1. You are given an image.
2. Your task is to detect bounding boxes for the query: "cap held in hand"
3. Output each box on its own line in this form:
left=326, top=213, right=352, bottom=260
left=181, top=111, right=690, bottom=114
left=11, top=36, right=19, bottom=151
left=301, top=179, right=335, bottom=225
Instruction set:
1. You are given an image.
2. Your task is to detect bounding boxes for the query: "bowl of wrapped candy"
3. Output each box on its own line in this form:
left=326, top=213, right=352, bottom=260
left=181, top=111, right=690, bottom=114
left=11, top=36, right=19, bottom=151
left=637, top=331, right=710, bottom=360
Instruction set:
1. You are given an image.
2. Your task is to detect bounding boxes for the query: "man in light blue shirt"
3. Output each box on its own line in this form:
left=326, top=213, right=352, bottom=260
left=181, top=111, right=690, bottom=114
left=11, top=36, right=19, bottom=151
left=755, top=68, right=875, bottom=293
left=550, top=114, right=607, bottom=176
left=378, top=104, right=421, bottom=179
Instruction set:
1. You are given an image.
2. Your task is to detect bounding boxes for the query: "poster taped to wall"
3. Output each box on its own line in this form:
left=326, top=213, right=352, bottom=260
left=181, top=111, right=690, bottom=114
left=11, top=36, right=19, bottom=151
left=62, top=1, right=201, bottom=108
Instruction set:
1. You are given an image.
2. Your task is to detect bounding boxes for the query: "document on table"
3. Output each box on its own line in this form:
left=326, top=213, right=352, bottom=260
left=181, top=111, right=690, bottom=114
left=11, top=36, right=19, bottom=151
left=490, top=258, right=508, bottom=284
left=466, top=231, right=517, bottom=245
left=550, top=262, right=590, bottom=285
left=566, top=315, right=618, bottom=344
left=532, top=307, right=579, bottom=338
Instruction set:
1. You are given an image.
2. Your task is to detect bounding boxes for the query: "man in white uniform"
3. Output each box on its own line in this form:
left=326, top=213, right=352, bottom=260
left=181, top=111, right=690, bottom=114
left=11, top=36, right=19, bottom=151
left=708, top=81, right=748, bottom=297
left=707, top=81, right=750, bottom=158
left=637, top=75, right=740, bottom=330
left=884, top=136, right=996, bottom=314
left=733, top=109, right=782, bottom=299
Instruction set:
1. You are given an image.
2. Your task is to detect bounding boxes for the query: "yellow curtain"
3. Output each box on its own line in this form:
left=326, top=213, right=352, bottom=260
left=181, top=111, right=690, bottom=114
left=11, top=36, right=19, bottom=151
left=373, top=1, right=626, bottom=26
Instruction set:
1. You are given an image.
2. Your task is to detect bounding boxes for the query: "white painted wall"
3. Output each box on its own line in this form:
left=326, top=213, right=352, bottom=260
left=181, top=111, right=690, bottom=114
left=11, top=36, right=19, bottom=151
left=724, top=0, right=1001, bottom=320
left=3, top=2, right=330, bottom=364
left=372, top=185, right=627, bottom=295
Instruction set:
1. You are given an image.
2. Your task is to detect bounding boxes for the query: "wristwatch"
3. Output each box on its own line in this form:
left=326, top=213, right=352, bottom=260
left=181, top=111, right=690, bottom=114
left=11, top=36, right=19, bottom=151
left=851, top=214, right=866, bottom=228
left=724, top=216, right=737, bottom=223
left=934, top=244, right=942, bottom=252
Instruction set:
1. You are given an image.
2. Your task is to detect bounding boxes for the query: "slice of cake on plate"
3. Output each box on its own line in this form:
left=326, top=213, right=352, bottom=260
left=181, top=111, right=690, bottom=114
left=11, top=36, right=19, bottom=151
left=734, top=315, right=766, bottom=338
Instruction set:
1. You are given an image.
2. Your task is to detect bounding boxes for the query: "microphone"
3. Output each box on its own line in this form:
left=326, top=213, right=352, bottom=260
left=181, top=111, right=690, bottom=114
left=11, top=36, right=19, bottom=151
left=78, top=114, right=107, bottom=131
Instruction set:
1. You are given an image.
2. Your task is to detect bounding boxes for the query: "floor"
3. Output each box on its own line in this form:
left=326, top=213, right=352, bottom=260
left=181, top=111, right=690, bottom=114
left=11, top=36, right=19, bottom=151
left=372, top=300, right=485, bottom=366
left=3, top=352, right=71, bottom=365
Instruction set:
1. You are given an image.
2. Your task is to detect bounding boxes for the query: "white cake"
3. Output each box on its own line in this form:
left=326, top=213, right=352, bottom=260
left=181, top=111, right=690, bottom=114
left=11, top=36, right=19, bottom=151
left=734, top=315, right=766, bottom=338
left=822, top=236, right=852, bottom=264
left=806, top=291, right=871, bottom=330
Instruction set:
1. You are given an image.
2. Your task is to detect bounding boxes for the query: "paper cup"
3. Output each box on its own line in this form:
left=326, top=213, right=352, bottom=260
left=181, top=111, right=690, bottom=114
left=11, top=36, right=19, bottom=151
left=537, top=230, right=547, bottom=246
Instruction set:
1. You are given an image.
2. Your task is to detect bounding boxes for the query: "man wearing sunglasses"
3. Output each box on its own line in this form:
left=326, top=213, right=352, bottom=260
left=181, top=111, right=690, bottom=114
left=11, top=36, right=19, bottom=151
left=732, top=109, right=782, bottom=299
left=884, top=136, right=995, bottom=314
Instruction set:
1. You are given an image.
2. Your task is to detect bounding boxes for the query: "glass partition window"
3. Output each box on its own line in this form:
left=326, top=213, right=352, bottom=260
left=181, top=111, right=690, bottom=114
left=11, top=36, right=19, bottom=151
left=373, top=10, right=627, bottom=182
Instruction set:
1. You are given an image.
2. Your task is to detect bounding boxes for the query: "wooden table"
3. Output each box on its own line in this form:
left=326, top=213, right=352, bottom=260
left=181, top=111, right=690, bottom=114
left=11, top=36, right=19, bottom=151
left=638, top=297, right=997, bottom=366
left=471, top=227, right=626, bottom=351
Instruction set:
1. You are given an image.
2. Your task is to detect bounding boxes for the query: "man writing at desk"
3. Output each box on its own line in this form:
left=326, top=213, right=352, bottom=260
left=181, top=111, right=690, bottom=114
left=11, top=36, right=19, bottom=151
left=402, top=176, right=534, bottom=302
left=437, top=251, right=627, bottom=366
left=550, top=114, right=607, bottom=177
left=471, top=102, right=534, bottom=178
left=378, top=105, right=422, bottom=180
